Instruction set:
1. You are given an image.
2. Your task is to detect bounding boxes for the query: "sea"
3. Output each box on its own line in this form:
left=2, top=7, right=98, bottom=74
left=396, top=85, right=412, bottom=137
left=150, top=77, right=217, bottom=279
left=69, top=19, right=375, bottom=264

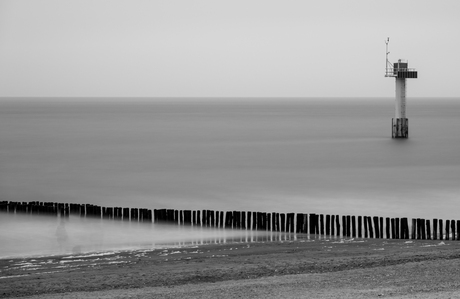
left=1, top=97, right=459, bottom=257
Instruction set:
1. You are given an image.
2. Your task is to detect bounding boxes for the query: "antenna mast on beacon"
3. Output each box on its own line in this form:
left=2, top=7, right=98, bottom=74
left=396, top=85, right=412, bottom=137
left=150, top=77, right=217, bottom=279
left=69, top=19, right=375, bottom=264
left=385, top=38, right=418, bottom=138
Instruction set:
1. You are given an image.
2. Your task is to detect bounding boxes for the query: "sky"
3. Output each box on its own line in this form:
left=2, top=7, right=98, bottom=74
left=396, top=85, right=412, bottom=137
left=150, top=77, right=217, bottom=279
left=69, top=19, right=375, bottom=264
left=0, top=0, right=459, bottom=98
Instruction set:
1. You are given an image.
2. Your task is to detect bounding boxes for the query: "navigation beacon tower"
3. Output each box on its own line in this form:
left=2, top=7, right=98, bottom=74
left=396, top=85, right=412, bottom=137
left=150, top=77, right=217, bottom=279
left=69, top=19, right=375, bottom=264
left=385, top=38, right=418, bottom=138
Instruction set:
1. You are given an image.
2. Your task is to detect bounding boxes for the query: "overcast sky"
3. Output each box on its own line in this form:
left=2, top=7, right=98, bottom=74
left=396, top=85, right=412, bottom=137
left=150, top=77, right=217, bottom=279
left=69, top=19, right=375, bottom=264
left=1, top=0, right=459, bottom=98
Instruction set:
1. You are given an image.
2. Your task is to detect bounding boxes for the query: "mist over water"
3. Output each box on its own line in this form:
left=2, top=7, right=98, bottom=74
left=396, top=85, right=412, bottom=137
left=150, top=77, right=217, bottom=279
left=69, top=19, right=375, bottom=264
left=1, top=97, right=460, bottom=257
left=0, top=213, right=268, bottom=259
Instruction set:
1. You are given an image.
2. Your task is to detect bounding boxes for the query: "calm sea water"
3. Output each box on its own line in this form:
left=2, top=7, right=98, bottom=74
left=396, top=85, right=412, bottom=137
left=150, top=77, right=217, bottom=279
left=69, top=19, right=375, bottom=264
left=1, top=97, right=459, bottom=221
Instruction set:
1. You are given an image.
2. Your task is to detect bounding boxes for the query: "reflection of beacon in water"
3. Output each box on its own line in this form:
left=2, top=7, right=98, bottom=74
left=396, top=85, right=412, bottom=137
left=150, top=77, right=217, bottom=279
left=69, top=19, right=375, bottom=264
left=385, top=38, right=418, bottom=138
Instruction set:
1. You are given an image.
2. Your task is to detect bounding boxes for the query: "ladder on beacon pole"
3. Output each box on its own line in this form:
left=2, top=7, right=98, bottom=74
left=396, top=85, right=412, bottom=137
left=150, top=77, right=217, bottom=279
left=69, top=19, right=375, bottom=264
left=385, top=38, right=418, bottom=138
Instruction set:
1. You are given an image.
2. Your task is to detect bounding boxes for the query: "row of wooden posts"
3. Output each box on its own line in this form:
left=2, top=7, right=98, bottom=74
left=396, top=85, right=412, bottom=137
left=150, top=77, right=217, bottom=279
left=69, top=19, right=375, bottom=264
left=1, top=201, right=460, bottom=240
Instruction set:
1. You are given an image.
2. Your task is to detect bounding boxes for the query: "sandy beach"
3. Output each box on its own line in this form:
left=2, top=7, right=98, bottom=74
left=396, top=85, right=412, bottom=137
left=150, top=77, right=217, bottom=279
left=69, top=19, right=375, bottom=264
left=2, top=236, right=460, bottom=298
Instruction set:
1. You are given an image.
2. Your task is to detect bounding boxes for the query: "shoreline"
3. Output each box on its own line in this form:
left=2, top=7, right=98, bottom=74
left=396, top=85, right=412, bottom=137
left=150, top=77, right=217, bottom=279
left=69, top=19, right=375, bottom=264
left=2, top=237, right=460, bottom=298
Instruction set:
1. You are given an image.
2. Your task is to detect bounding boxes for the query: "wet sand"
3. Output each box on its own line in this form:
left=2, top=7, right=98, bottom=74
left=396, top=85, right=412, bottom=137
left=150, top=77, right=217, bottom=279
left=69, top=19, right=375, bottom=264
left=2, top=237, right=460, bottom=298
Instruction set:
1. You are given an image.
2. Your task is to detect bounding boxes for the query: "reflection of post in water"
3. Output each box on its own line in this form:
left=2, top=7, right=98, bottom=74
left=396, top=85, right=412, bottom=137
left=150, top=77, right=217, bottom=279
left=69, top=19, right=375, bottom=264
left=55, top=218, right=68, bottom=253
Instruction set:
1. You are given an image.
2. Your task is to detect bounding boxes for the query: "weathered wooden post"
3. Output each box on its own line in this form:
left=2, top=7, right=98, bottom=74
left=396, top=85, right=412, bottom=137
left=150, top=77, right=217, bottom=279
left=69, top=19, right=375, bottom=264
left=403, top=218, right=409, bottom=239
left=426, top=219, right=431, bottom=240
left=445, top=220, right=450, bottom=240
left=274, top=213, right=279, bottom=232
left=225, top=211, right=235, bottom=229
left=296, top=213, right=304, bottom=233
left=421, top=219, right=427, bottom=240
left=166, top=209, right=174, bottom=223
left=330, top=215, right=335, bottom=236
left=59, top=204, right=65, bottom=218
left=386, top=218, right=391, bottom=239
left=214, top=210, right=219, bottom=228
left=256, top=212, right=261, bottom=230
left=252, top=212, right=257, bottom=230
left=283, top=213, right=289, bottom=233
left=206, top=210, right=212, bottom=227
left=317, top=214, right=323, bottom=235
left=325, top=215, right=330, bottom=235
left=139, top=209, right=145, bottom=222
left=201, top=210, right=207, bottom=227
left=272, top=213, right=277, bottom=232
left=335, top=215, right=340, bottom=237
left=147, top=209, right=153, bottom=222
left=457, top=220, right=460, bottom=241
left=139, top=208, right=144, bottom=222
left=397, top=218, right=403, bottom=239
left=379, top=217, right=384, bottom=238
left=123, top=208, right=129, bottom=221
left=419, top=218, right=425, bottom=239
left=262, top=212, right=266, bottom=230
left=314, top=214, right=319, bottom=235
left=158, top=209, right=164, bottom=222
left=64, top=203, right=70, bottom=217
left=175, top=210, right=180, bottom=225
left=285, top=213, right=290, bottom=232
left=290, top=213, right=295, bottom=233
left=130, top=208, right=137, bottom=222
left=260, top=212, right=267, bottom=230
left=230, top=211, right=236, bottom=228
left=0, top=202, right=8, bottom=213
left=352, top=216, right=356, bottom=238
left=439, top=219, right=443, bottom=240
left=153, top=209, right=158, bottom=223
left=225, top=211, right=232, bottom=228
left=96, top=205, right=101, bottom=218
left=85, top=204, right=91, bottom=217
left=136, top=208, right=141, bottom=221
left=411, top=219, right=416, bottom=239
left=309, top=214, right=316, bottom=235
left=451, top=220, right=455, bottom=241
left=255, top=212, right=260, bottom=230
left=433, top=219, right=438, bottom=240
left=346, top=215, right=351, bottom=237
left=215, top=211, right=220, bottom=228
left=367, top=217, right=374, bottom=238
left=280, top=213, right=286, bottom=233
left=416, top=218, right=422, bottom=239
left=241, top=212, right=246, bottom=229
left=373, top=217, right=379, bottom=238
left=357, top=216, right=362, bottom=238
left=405, top=218, right=409, bottom=239
left=262, top=212, right=268, bottom=231
left=245, top=212, right=248, bottom=230
left=267, top=213, right=271, bottom=231
left=205, top=210, right=211, bottom=227
left=303, top=214, right=308, bottom=234
left=394, top=218, right=399, bottom=239
left=79, top=204, right=85, bottom=217
left=342, top=216, right=346, bottom=237
left=197, top=210, right=201, bottom=226
left=184, top=210, right=192, bottom=225
left=210, top=210, right=215, bottom=228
